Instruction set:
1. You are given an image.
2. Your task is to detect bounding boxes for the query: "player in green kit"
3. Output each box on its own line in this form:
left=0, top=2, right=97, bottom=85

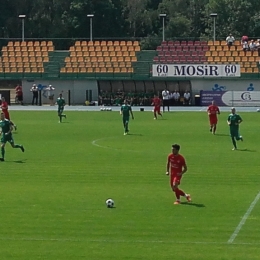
left=227, top=107, right=243, bottom=150
left=56, top=93, right=67, bottom=123
left=0, top=112, right=24, bottom=161
left=120, top=99, right=134, bottom=135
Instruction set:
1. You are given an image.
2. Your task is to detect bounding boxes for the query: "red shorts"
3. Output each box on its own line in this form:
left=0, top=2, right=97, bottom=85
left=170, top=175, right=182, bottom=186
left=154, top=106, right=161, bottom=113
left=3, top=112, right=10, bottom=120
left=209, top=117, right=217, bottom=125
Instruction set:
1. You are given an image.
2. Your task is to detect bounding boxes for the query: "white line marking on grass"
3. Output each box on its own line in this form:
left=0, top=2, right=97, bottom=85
left=228, top=191, right=260, bottom=244
left=0, top=237, right=259, bottom=246
left=91, top=137, right=139, bottom=153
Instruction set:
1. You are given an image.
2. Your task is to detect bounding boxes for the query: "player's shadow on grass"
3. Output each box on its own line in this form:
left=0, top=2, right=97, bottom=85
left=181, top=202, right=205, bottom=208
left=127, top=133, right=143, bottom=136
left=237, top=149, right=256, bottom=152
left=13, top=159, right=27, bottom=163
left=215, top=133, right=230, bottom=137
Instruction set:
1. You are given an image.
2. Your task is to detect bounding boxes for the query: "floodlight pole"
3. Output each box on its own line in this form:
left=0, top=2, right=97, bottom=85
left=87, top=14, right=94, bottom=41
left=159, top=14, right=167, bottom=42
left=19, top=15, right=26, bottom=41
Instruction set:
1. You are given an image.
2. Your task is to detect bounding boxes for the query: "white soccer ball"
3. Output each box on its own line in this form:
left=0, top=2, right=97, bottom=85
left=106, top=198, right=114, bottom=208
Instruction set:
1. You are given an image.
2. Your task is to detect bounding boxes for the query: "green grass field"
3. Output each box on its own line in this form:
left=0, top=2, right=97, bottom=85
left=1, top=110, right=260, bottom=259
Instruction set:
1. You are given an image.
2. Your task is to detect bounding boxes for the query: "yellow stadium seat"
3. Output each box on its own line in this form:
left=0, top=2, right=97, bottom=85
left=29, top=57, right=36, bottom=62
left=2, top=46, right=7, bottom=52
left=214, top=41, right=220, bottom=46
left=9, top=57, right=15, bottom=63
left=48, top=46, right=54, bottom=51
left=101, top=41, right=107, bottom=46
left=120, top=41, right=126, bottom=46
left=131, top=57, right=137, bottom=62
left=239, top=51, right=245, bottom=57
left=246, top=51, right=252, bottom=57
left=17, top=67, right=23, bottom=73
left=98, top=57, right=104, bottom=62
left=223, top=46, right=229, bottom=51
left=234, top=57, right=241, bottom=62
left=76, top=51, right=83, bottom=57
left=83, top=51, right=89, bottom=56
left=253, top=68, right=259, bottom=73
left=70, top=51, right=76, bottom=57
left=114, top=41, right=120, bottom=46
left=111, top=57, right=117, bottom=62
left=128, top=46, right=134, bottom=52
left=108, top=46, right=115, bottom=52
left=14, top=41, right=20, bottom=47
left=73, top=68, right=79, bottom=73
left=114, top=67, right=120, bottom=73
left=75, top=46, right=81, bottom=52
left=4, top=67, right=10, bottom=73
left=112, top=62, right=119, bottom=67
left=107, top=41, right=113, bottom=46
left=220, top=41, right=226, bottom=46
left=227, top=57, right=234, bottom=62
left=207, top=57, right=214, bottom=62
left=21, top=41, right=26, bottom=47
left=107, top=67, right=113, bottom=73
left=7, top=42, right=13, bottom=47
left=94, top=41, right=100, bottom=46
left=214, top=57, right=220, bottom=62
left=80, top=68, right=87, bottom=73
left=88, top=41, right=94, bottom=46
left=24, top=67, right=31, bottom=73
left=126, top=62, right=131, bottom=68
left=40, top=41, right=47, bottom=46
left=8, top=46, right=14, bottom=51
left=248, top=57, right=255, bottom=62
left=81, top=41, right=87, bottom=46
left=125, top=56, right=131, bottom=62
left=126, top=41, right=132, bottom=46
left=118, top=56, right=124, bottom=62
left=209, top=46, right=215, bottom=51
left=253, top=51, right=258, bottom=57
left=0, top=67, right=3, bottom=73
left=116, top=51, right=122, bottom=57
left=34, top=41, right=40, bottom=47
left=216, top=46, right=222, bottom=51
left=27, top=41, right=33, bottom=47
left=225, top=51, right=231, bottom=57
left=87, top=68, right=94, bottom=73
left=246, top=68, right=253, bottom=73
left=66, top=67, right=73, bottom=73
left=241, top=56, right=248, bottom=62
left=95, top=46, right=101, bottom=52
left=133, top=41, right=139, bottom=46
left=134, top=46, right=140, bottom=51
left=106, top=62, right=112, bottom=68
left=78, top=57, right=84, bottom=63
left=128, top=68, right=134, bottom=73
left=96, top=51, right=102, bottom=57
left=75, top=41, right=81, bottom=46
left=229, top=46, right=236, bottom=51
left=115, top=46, right=121, bottom=52
left=82, top=46, right=88, bottom=52
left=102, top=46, right=108, bottom=52
left=15, top=46, right=21, bottom=52
left=212, top=51, right=218, bottom=57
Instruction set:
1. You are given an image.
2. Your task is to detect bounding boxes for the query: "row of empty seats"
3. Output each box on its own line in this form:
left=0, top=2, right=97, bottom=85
left=154, top=56, right=207, bottom=63
left=7, top=41, right=54, bottom=47
left=74, top=41, right=139, bottom=47
left=0, top=67, right=44, bottom=73
left=2, top=46, right=54, bottom=52
left=70, top=46, right=140, bottom=52
left=60, top=67, right=134, bottom=73
left=161, top=41, right=207, bottom=46
left=69, top=51, right=137, bottom=58
left=65, top=62, right=133, bottom=68
left=205, top=51, right=259, bottom=57
left=157, top=46, right=209, bottom=52
left=65, top=56, right=137, bottom=63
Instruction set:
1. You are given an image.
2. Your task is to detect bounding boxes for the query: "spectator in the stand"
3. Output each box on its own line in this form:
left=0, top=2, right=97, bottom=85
left=172, top=90, right=180, bottom=105
left=242, top=41, right=249, bottom=51
left=162, top=88, right=170, bottom=112
left=241, top=35, right=248, bottom=44
left=249, top=40, right=257, bottom=51
left=256, top=39, right=260, bottom=55
left=226, top=33, right=235, bottom=48
left=183, top=91, right=191, bottom=106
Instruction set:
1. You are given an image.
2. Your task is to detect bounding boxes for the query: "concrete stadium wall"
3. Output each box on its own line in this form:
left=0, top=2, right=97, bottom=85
left=21, top=79, right=98, bottom=105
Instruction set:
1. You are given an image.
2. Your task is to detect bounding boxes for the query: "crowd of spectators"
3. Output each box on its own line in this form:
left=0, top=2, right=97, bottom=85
left=99, top=89, right=191, bottom=106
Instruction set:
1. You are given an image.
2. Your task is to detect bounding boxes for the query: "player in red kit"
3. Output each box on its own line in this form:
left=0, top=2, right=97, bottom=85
left=151, top=94, right=162, bottom=119
left=1, top=97, right=17, bottom=130
left=207, top=100, right=220, bottom=134
left=166, top=144, right=191, bottom=205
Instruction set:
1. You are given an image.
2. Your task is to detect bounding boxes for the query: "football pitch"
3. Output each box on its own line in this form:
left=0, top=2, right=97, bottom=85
left=1, top=109, right=260, bottom=259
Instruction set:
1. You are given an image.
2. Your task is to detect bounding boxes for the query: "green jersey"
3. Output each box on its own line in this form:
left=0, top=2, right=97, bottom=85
left=57, top=97, right=65, bottom=108
left=227, top=113, right=242, bottom=129
left=0, top=119, right=12, bottom=135
left=121, top=104, right=132, bottom=117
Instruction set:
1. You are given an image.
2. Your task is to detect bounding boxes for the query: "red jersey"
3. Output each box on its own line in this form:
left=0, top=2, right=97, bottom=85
left=1, top=101, right=8, bottom=112
left=207, top=105, right=220, bottom=118
left=152, top=97, right=161, bottom=107
left=15, top=86, right=23, bottom=96
left=167, top=153, right=186, bottom=176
